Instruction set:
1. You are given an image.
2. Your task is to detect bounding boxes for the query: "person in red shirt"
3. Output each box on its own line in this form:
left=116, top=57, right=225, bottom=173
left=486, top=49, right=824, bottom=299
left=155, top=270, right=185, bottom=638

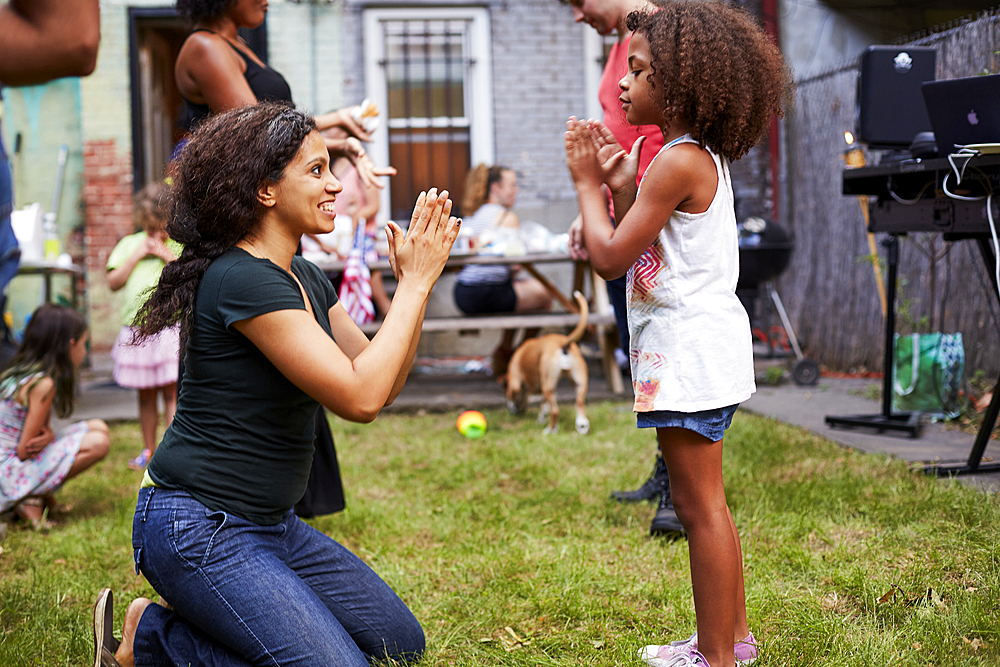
left=561, top=0, right=680, bottom=536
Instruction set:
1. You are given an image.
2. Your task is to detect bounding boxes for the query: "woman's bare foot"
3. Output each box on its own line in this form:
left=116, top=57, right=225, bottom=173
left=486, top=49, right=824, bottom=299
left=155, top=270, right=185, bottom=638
left=114, top=597, right=153, bottom=667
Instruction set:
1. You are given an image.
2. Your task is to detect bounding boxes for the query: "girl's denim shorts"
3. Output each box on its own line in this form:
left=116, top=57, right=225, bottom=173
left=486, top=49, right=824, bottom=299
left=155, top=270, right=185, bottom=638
left=637, top=403, right=739, bottom=441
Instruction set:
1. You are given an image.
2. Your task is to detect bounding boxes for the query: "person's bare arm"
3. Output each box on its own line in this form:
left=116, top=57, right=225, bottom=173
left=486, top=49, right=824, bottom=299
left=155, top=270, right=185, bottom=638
left=174, top=32, right=257, bottom=111
left=327, top=285, right=425, bottom=407
left=566, top=118, right=715, bottom=280
left=235, top=191, right=459, bottom=422
left=314, top=108, right=373, bottom=143
left=356, top=179, right=380, bottom=224
left=323, top=135, right=396, bottom=190
left=0, top=0, right=100, bottom=86
left=16, top=378, right=55, bottom=460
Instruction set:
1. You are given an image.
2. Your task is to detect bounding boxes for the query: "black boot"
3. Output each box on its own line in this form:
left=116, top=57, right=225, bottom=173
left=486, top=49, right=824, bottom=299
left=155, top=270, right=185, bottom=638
left=649, top=480, right=685, bottom=537
left=611, top=453, right=668, bottom=503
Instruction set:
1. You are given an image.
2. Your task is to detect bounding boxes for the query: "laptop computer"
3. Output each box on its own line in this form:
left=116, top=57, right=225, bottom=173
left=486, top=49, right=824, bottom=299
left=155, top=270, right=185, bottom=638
left=922, top=74, right=1000, bottom=155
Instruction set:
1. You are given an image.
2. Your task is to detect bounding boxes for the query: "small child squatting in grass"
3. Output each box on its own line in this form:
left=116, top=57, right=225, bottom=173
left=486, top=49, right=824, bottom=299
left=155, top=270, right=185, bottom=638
left=0, top=304, right=110, bottom=529
left=564, top=2, right=792, bottom=666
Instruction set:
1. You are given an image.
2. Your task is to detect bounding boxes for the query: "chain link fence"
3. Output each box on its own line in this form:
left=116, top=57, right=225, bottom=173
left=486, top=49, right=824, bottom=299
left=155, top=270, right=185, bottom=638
left=777, top=7, right=1000, bottom=378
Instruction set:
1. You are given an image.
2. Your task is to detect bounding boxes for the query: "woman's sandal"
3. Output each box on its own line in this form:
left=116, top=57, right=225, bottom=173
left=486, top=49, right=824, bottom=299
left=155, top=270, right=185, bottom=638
left=93, top=588, right=122, bottom=667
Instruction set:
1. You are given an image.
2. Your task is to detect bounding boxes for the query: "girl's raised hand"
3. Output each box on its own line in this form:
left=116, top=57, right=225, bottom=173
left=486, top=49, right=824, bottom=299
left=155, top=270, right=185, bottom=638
left=589, top=119, right=642, bottom=194
left=145, top=234, right=176, bottom=262
left=564, top=117, right=604, bottom=189
left=386, top=189, right=461, bottom=290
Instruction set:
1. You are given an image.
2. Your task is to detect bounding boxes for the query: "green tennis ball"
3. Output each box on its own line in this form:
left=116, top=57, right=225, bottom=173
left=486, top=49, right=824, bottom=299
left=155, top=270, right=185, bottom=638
left=456, top=410, right=487, bottom=438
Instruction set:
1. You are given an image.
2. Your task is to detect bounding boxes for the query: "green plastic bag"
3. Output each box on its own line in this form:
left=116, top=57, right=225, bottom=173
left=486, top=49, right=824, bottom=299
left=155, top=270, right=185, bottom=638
left=891, top=332, right=964, bottom=419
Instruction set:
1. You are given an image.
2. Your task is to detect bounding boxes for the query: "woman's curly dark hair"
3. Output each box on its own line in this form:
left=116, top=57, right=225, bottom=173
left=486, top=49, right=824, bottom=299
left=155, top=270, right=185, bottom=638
left=133, top=102, right=315, bottom=347
left=625, top=1, right=793, bottom=161
left=175, top=0, right=236, bottom=23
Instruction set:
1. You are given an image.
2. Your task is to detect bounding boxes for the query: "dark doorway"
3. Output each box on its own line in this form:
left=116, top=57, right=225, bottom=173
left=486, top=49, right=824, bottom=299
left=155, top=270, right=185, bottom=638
left=128, top=8, right=268, bottom=190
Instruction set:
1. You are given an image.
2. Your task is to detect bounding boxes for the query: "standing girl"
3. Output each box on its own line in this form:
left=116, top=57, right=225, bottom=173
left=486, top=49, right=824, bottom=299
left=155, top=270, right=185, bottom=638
left=565, top=3, right=792, bottom=667
left=107, top=181, right=182, bottom=470
left=0, top=304, right=110, bottom=528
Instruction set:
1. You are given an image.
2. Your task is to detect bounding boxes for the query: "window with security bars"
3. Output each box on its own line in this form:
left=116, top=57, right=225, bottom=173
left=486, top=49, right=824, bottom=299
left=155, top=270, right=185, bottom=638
left=364, top=9, right=494, bottom=223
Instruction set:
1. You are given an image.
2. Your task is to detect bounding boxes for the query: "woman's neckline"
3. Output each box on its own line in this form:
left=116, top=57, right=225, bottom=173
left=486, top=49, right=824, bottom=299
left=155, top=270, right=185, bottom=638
left=235, top=245, right=295, bottom=273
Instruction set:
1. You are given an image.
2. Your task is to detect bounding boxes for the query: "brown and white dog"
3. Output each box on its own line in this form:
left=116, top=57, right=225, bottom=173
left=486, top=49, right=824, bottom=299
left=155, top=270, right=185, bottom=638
left=505, top=291, right=590, bottom=435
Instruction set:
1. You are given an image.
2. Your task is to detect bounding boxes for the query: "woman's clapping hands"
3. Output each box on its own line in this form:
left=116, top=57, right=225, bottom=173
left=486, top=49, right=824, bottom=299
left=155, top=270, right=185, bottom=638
left=385, top=189, right=461, bottom=290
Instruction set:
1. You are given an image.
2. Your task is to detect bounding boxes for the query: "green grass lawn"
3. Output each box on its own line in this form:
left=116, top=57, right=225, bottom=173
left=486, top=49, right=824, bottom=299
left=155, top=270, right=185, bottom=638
left=1, top=402, right=998, bottom=666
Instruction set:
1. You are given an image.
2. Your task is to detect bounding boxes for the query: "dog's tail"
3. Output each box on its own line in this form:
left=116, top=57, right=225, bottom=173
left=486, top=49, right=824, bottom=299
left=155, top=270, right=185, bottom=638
left=565, top=291, right=590, bottom=344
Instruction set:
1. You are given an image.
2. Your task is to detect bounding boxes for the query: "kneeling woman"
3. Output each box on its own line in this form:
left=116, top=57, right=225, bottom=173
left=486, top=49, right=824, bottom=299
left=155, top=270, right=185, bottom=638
left=94, top=102, right=460, bottom=667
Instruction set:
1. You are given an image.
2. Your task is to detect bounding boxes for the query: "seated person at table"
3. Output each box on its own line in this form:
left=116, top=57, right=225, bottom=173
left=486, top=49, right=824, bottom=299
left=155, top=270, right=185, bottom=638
left=454, top=164, right=552, bottom=374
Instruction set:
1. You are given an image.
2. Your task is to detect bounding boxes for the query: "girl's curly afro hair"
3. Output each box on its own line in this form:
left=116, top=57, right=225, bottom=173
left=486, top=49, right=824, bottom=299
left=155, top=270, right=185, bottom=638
left=626, top=1, right=793, bottom=161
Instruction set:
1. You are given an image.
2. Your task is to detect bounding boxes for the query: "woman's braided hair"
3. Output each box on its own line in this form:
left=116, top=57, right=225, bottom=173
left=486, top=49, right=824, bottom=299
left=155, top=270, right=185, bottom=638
left=625, top=1, right=793, bottom=161
left=133, top=102, right=315, bottom=347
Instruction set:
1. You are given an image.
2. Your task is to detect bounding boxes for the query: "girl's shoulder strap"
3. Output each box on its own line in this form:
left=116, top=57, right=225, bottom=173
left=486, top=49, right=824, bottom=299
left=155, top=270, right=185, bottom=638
left=664, top=133, right=699, bottom=150
left=645, top=133, right=699, bottom=169
left=640, top=134, right=691, bottom=185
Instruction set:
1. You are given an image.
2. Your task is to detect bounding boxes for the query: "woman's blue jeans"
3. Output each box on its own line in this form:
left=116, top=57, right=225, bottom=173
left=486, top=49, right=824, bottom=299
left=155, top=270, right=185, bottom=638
left=131, top=487, right=425, bottom=666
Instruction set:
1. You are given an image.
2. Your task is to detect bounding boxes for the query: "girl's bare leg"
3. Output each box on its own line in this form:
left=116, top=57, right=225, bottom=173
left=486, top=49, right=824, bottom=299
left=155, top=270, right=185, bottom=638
left=138, top=387, right=159, bottom=454
left=65, top=420, right=110, bottom=480
left=658, top=427, right=743, bottom=667
left=728, top=505, right=750, bottom=641
left=160, top=382, right=177, bottom=430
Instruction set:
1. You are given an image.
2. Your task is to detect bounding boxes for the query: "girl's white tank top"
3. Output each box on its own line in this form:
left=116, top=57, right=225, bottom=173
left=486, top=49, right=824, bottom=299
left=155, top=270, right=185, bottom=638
left=626, top=135, right=756, bottom=413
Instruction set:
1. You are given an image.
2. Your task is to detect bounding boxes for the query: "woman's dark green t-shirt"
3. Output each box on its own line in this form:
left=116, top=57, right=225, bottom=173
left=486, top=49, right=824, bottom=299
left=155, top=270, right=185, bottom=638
left=147, top=248, right=338, bottom=525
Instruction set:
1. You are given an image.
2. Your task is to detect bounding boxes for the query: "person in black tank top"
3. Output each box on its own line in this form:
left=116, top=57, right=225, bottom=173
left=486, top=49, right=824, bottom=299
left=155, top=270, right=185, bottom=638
left=173, top=0, right=395, bottom=190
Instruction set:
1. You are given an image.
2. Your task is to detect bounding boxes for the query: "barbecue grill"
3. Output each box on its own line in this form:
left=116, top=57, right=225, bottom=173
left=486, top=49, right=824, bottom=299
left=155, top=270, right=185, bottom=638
left=737, top=218, right=819, bottom=386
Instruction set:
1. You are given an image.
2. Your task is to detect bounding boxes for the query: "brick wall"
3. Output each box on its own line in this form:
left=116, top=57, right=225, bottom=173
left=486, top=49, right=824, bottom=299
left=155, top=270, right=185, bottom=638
left=81, top=138, right=132, bottom=349
left=78, top=1, right=139, bottom=350
left=489, top=0, right=585, bottom=212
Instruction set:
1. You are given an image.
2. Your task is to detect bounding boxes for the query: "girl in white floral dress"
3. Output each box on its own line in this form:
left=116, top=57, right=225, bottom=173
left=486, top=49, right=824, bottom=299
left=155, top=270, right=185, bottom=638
left=0, top=304, right=110, bottom=527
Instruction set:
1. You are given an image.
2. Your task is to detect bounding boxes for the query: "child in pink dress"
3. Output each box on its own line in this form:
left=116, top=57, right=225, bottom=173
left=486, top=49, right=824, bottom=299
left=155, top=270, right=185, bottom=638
left=107, top=182, right=182, bottom=469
